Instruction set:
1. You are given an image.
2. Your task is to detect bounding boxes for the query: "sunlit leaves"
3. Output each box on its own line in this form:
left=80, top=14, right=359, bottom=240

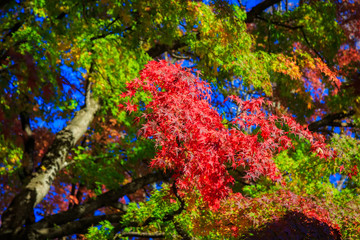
left=121, top=60, right=332, bottom=208
left=0, top=136, right=22, bottom=175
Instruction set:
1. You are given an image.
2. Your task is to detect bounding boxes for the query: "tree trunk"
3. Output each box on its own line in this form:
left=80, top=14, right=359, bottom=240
left=0, top=96, right=100, bottom=239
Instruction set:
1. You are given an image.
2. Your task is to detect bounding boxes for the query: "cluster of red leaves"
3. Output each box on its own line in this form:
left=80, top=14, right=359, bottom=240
left=120, top=60, right=333, bottom=207
left=228, top=96, right=333, bottom=176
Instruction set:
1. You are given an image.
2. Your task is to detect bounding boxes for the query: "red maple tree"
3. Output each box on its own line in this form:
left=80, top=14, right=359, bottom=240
left=121, top=60, right=334, bottom=208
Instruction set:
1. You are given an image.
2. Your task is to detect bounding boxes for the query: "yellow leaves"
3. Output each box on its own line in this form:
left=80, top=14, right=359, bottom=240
left=34, top=7, right=47, bottom=18
left=81, top=72, right=88, bottom=80
left=177, top=28, right=184, bottom=37
left=62, top=46, right=82, bottom=65
left=58, top=40, right=80, bottom=65
left=306, top=58, right=316, bottom=70
left=304, top=15, right=311, bottom=21
left=273, top=54, right=302, bottom=80
left=142, top=42, right=151, bottom=51
left=354, top=97, right=360, bottom=117
left=186, top=1, right=195, bottom=11
left=9, top=155, right=19, bottom=164
left=307, top=102, right=312, bottom=109
left=59, top=6, right=69, bottom=12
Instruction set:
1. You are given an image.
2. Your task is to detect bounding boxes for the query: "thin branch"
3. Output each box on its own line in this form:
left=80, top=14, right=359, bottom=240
left=173, top=220, right=191, bottom=240
left=110, top=202, right=128, bottom=212
left=170, top=52, right=190, bottom=60
left=119, top=232, right=165, bottom=239
left=68, top=183, right=77, bottom=210
left=300, top=28, right=324, bottom=62
left=170, top=182, right=191, bottom=239
left=19, top=111, right=35, bottom=180
left=143, top=187, right=151, bottom=198
left=324, top=122, right=356, bottom=128
left=336, top=175, right=347, bottom=191
left=90, top=31, right=115, bottom=41
left=105, top=16, right=121, bottom=31
left=85, top=62, right=94, bottom=107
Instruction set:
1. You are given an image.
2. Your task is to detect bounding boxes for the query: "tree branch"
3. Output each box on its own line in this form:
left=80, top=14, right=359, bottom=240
left=30, top=171, right=171, bottom=231
left=336, top=175, right=347, bottom=191
left=245, top=0, right=282, bottom=23
left=90, top=31, right=115, bottom=41
left=300, top=28, right=324, bottom=62
left=146, top=41, right=187, bottom=59
left=119, top=232, right=165, bottom=239
left=34, top=213, right=125, bottom=239
left=170, top=51, right=191, bottom=60
left=173, top=221, right=191, bottom=240
left=308, top=110, right=356, bottom=132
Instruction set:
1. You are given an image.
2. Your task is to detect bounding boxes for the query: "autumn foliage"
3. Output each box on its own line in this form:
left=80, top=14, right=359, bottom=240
left=120, top=61, right=334, bottom=211
left=1, top=0, right=360, bottom=239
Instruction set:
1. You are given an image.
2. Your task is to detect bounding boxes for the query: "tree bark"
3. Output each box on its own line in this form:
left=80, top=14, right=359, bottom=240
left=0, top=96, right=100, bottom=239
left=19, top=111, right=35, bottom=181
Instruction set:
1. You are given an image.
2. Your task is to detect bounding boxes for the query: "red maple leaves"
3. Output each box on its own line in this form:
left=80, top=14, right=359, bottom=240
left=120, top=60, right=334, bottom=207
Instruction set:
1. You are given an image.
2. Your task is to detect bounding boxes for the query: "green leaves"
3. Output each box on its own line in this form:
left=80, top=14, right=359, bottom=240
left=0, top=136, right=23, bottom=175
left=85, top=220, right=115, bottom=240
left=121, top=185, right=192, bottom=238
left=71, top=143, right=126, bottom=190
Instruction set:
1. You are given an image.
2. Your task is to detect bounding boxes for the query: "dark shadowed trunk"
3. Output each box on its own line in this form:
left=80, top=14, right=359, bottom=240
left=0, top=95, right=100, bottom=239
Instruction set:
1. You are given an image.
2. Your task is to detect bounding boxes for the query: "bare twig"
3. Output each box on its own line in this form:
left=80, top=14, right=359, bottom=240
left=119, top=232, right=165, bottom=238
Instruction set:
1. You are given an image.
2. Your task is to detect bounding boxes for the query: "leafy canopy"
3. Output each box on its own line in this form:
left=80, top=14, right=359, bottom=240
left=0, top=0, right=360, bottom=239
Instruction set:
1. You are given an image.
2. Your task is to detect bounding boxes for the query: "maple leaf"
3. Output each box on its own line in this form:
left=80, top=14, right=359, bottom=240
left=69, top=195, right=79, bottom=205
left=125, top=101, right=138, bottom=113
